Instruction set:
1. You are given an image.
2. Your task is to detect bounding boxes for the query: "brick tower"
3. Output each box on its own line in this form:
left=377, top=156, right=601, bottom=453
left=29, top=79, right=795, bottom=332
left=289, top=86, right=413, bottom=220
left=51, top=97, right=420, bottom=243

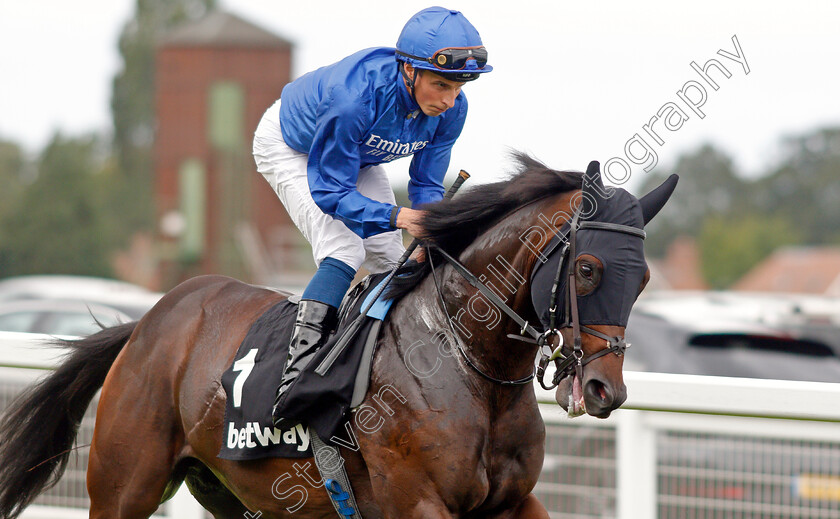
left=155, top=11, right=306, bottom=289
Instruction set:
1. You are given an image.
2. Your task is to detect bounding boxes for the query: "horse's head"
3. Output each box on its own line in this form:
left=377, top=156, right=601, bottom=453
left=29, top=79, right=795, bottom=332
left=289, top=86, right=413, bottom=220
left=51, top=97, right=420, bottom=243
left=531, top=161, right=678, bottom=418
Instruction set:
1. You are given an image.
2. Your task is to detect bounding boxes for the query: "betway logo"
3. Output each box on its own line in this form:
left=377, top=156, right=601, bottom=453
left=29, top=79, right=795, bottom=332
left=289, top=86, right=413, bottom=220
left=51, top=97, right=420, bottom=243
left=227, top=421, right=310, bottom=452
left=363, top=134, right=428, bottom=162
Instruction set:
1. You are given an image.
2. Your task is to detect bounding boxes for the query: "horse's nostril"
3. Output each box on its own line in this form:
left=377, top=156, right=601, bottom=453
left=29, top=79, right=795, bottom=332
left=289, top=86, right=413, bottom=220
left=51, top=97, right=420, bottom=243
left=586, top=379, right=611, bottom=404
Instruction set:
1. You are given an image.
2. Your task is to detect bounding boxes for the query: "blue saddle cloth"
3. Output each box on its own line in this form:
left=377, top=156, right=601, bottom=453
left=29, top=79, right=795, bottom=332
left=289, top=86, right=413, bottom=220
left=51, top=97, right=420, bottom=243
left=361, top=275, right=396, bottom=320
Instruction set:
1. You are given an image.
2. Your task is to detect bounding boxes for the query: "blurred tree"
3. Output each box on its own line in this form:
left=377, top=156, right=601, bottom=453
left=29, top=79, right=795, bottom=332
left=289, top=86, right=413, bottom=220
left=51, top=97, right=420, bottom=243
left=0, top=140, right=25, bottom=224
left=698, top=214, right=801, bottom=289
left=638, top=144, right=745, bottom=257
left=752, top=127, right=840, bottom=244
left=637, top=142, right=818, bottom=288
left=110, top=0, right=216, bottom=233
left=0, top=134, right=112, bottom=277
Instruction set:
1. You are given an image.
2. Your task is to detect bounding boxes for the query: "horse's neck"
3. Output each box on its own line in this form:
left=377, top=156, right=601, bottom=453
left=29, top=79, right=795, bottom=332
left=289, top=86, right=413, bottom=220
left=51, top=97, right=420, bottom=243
left=442, top=193, right=577, bottom=381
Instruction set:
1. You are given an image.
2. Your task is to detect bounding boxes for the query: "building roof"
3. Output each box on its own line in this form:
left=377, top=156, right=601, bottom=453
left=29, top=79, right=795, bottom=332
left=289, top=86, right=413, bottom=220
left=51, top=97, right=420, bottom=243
left=160, top=10, right=293, bottom=49
left=732, top=246, right=840, bottom=294
left=647, top=236, right=708, bottom=291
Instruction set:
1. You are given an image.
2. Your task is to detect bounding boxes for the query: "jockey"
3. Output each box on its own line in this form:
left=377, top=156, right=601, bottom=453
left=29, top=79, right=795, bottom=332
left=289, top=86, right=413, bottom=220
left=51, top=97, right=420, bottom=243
left=252, top=6, right=492, bottom=428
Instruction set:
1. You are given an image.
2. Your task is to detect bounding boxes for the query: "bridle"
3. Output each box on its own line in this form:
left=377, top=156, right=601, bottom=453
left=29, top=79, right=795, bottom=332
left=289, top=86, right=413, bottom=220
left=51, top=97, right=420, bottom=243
left=425, top=207, right=645, bottom=390
left=532, top=209, right=645, bottom=390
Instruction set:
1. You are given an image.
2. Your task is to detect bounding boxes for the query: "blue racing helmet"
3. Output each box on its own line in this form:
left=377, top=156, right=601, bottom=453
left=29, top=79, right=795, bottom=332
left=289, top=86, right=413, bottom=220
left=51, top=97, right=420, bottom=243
left=395, top=7, right=492, bottom=82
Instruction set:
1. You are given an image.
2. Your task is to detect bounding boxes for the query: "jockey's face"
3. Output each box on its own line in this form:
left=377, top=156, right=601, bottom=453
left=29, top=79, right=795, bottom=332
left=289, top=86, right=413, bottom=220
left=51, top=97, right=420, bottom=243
left=405, top=64, right=465, bottom=117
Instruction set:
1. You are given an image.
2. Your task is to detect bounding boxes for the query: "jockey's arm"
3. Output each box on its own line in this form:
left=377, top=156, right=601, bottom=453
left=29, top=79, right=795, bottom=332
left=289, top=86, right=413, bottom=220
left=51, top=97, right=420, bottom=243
left=402, top=94, right=468, bottom=252
left=396, top=207, right=427, bottom=262
left=307, top=91, right=401, bottom=239
left=395, top=207, right=426, bottom=238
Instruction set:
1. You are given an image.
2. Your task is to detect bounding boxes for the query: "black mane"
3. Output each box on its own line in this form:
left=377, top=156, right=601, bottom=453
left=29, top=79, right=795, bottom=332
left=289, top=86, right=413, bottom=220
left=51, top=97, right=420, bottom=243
left=385, top=152, right=582, bottom=299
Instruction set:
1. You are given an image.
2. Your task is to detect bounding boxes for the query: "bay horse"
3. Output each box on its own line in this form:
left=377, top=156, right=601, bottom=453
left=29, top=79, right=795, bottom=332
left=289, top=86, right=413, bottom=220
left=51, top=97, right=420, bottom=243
left=0, top=154, right=676, bottom=518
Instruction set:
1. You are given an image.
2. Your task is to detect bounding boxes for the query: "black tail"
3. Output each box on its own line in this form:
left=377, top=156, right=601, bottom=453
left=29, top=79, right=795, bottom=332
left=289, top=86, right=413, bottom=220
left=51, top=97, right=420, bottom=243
left=0, top=321, right=137, bottom=519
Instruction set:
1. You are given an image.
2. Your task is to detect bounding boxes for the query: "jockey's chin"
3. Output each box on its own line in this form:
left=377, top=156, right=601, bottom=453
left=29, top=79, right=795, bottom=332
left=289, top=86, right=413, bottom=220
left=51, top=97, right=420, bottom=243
left=420, top=105, right=447, bottom=116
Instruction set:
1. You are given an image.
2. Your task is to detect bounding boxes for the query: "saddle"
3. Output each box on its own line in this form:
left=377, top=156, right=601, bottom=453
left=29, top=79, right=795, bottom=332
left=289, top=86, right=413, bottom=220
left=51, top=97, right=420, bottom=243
left=218, top=270, right=397, bottom=460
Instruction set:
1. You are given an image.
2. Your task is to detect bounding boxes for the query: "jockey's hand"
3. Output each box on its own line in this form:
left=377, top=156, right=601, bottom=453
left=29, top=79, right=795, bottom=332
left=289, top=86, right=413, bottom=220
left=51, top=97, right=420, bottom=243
left=396, top=207, right=426, bottom=240
left=410, top=246, right=426, bottom=263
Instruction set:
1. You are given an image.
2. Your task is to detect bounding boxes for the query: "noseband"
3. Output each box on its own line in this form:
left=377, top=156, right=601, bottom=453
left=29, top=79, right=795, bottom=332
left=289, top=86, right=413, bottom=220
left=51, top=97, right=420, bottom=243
left=427, top=208, right=645, bottom=389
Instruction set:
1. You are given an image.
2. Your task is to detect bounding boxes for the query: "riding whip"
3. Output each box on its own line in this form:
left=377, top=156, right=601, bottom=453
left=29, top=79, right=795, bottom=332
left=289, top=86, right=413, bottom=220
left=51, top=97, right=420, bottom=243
left=315, top=169, right=470, bottom=376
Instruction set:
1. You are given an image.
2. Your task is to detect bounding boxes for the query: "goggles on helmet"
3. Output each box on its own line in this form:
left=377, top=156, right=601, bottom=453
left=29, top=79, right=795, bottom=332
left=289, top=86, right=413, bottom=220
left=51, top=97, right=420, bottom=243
left=397, top=46, right=488, bottom=71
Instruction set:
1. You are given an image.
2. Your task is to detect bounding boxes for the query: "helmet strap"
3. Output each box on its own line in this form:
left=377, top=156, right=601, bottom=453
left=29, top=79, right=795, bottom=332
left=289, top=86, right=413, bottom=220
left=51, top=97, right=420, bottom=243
left=399, top=63, right=419, bottom=104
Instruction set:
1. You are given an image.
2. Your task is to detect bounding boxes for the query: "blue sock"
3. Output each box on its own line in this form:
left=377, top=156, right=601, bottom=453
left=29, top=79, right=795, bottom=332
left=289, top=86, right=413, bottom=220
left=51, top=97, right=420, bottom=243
left=302, top=257, right=357, bottom=308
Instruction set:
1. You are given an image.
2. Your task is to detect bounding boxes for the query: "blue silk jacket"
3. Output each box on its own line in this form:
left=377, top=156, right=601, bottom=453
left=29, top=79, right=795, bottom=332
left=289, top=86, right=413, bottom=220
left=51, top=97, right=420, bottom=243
left=279, top=47, right=468, bottom=238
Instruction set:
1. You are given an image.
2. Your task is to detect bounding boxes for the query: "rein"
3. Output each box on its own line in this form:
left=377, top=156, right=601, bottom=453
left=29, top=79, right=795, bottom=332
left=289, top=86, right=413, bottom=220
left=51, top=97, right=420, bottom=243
left=425, top=208, right=645, bottom=390
left=427, top=246, right=536, bottom=386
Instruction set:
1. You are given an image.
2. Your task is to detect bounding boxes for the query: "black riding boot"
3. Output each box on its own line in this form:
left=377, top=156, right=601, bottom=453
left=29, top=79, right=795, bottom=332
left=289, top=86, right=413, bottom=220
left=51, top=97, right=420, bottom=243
left=272, top=299, right=338, bottom=429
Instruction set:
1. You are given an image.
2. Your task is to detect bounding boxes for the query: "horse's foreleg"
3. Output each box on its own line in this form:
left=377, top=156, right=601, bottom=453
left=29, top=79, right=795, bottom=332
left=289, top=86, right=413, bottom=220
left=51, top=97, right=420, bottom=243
left=479, top=492, right=551, bottom=519
left=506, top=493, right=551, bottom=519
left=366, top=475, right=452, bottom=519
left=384, top=500, right=453, bottom=519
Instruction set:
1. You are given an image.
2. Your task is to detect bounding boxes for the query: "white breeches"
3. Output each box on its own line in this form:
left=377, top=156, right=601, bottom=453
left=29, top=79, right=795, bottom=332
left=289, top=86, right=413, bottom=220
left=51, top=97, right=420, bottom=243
left=252, top=99, right=405, bottom=273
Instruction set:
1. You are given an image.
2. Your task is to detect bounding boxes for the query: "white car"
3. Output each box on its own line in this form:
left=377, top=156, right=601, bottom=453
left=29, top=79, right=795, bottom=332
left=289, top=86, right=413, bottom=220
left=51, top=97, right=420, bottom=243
left=624, top=290, right=840, bottom=382
left=0, top=299, right=133, bottom=337
left=0, top=275, right=162, bottom=321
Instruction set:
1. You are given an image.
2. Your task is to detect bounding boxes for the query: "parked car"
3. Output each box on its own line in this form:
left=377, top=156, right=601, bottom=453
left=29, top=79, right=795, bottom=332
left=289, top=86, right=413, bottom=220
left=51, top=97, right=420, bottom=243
left=537, top=291, right=840, bottom=517
left=624, top=290, right=840, bottom=382
left=0, top=275, right=162, bottom=321
left=0, top=300, right=133, bottom=336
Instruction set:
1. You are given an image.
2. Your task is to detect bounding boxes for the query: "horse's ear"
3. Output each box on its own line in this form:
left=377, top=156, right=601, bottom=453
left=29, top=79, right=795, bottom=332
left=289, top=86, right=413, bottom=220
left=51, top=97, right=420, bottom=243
left=579, top=161, right=604, bottom=216
left=584, top=160, right=603, bottom=191
left=639, top=174, right=679, bottom=225
left=581, top=161, right=604, bottom=217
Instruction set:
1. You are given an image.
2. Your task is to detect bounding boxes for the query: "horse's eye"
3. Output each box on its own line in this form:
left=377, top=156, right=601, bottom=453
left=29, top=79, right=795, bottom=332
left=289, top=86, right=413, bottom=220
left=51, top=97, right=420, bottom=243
left=574, top=256, right=602, bottom=296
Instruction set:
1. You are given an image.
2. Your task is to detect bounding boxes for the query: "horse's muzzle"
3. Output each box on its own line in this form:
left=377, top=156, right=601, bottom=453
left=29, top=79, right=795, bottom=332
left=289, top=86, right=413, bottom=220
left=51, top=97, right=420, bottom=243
left=554, top=376, right=627, bottom=419
left=583, top=377, right=627, bottom=418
